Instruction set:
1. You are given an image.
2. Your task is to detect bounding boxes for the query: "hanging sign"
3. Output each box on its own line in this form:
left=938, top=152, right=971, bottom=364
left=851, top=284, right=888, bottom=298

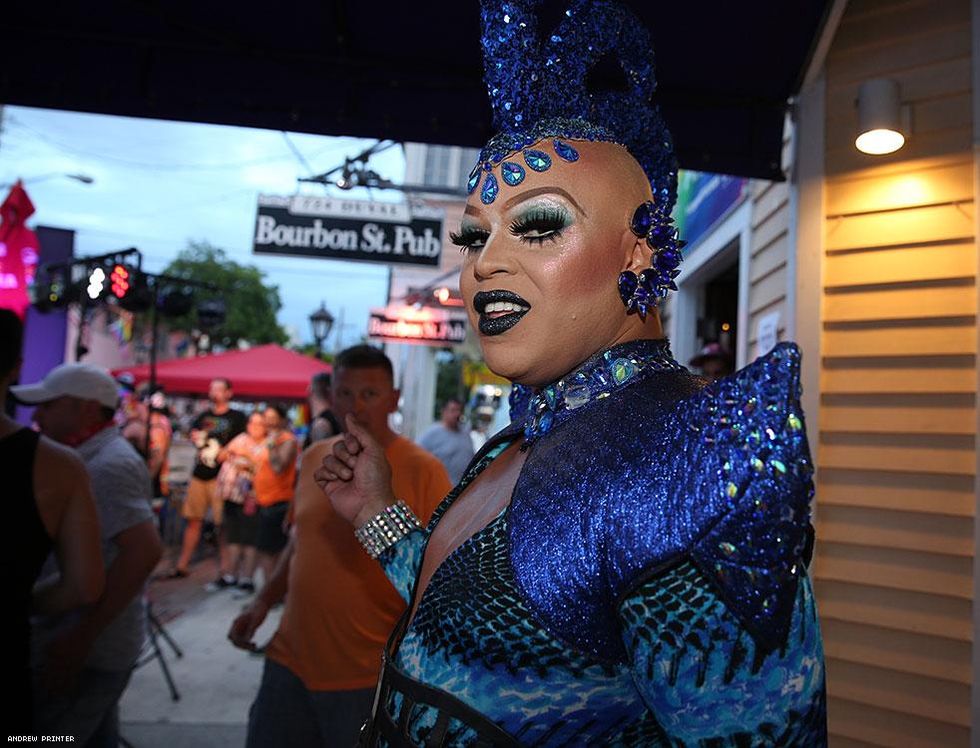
left=367, top=306, right=466, bottom=347
left=672, top=171, right=748, bottom=251
left=755, top=311, right=780, bottom=358
left=253, top=195, right=443, bottom=266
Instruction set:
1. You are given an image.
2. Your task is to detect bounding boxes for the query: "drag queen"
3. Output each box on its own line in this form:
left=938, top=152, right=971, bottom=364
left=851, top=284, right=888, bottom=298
left=315, top=1, right=826, bottom=744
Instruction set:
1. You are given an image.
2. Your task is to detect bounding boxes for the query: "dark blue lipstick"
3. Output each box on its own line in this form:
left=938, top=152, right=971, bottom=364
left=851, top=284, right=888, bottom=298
left=473, top=289, right=531, bottom=336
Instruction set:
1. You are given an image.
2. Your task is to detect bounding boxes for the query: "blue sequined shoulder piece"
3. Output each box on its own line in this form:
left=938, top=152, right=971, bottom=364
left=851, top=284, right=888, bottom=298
left=681, top=342, right=814, bottom=650
left=508, top=342, right=814, bottom=660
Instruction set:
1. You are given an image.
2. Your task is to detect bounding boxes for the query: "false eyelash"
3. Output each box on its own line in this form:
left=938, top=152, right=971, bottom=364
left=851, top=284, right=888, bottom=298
left=449, top=227, right=490, bottom=252
left=508, top=206, right=569, bottom=244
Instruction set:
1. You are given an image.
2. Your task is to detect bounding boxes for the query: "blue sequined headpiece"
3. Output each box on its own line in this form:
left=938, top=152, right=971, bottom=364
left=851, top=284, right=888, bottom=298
left=472, top=0, right=677, bottom=209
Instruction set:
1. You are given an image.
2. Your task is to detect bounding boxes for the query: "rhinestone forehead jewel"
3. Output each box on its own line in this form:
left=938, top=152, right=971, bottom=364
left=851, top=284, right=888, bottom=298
left=469, top=0, right=677, bottom=206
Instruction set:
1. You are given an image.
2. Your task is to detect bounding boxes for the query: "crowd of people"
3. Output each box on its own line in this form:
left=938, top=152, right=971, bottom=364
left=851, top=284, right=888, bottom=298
left=2, top=300, right=490, bottom=742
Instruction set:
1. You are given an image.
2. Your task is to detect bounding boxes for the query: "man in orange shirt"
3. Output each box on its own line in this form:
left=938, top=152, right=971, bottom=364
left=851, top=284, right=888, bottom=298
left=229, top=346, right=451, bottom=747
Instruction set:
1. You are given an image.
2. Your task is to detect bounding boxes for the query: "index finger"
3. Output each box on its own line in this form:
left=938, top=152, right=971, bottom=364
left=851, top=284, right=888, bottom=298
left=342, top=429, right=362, bottom=456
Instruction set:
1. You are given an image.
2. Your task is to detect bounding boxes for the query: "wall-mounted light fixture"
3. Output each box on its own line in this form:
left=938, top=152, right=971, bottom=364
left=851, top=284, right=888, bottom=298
left=855, top=78, right=908, bottom=155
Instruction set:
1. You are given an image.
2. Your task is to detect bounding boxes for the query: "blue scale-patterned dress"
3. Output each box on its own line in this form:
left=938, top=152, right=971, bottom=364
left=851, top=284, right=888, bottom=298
left=365, top=340, right=826, bottom=747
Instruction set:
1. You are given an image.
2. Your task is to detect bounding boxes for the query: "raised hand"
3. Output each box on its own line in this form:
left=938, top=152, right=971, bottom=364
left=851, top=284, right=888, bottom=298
left=313, top=415, right=395, bottom=526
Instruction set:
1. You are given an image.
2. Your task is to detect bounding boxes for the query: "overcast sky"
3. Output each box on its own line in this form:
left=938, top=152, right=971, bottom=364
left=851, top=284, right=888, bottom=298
left=0, top=105, right=409, bottom=347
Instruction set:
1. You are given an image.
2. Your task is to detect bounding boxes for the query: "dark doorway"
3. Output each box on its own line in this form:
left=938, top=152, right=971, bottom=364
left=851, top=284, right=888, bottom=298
left=697, top=258, right=739, bottom=360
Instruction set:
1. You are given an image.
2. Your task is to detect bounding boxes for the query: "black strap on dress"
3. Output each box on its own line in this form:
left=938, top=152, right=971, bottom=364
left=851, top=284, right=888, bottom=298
left=360, top=613, right=521, bottom=748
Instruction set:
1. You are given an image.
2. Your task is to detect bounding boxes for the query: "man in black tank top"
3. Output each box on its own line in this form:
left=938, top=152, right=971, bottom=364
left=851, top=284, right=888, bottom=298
left=304, top=371, right=341, bottom=448
left=13, top=359, right=164, bottom=744
left=0, top=309, right=104, bottom=735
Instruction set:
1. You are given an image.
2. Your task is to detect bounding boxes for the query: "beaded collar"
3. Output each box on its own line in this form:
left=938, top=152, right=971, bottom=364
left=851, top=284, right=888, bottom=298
left=516, top=338, right=685, bottom=446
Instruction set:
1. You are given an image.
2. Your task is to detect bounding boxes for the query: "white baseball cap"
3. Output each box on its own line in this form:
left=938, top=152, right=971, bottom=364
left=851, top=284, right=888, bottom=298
left=11, top=363, right=120, bottom=410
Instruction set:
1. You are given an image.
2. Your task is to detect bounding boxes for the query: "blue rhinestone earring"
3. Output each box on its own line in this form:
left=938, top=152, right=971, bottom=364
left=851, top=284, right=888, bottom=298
left=618, top=201, right=685, bottom=317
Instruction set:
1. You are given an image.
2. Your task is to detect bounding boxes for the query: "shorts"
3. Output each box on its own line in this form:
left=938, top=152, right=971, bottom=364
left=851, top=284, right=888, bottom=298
left=223, top=501, right=259, bottom=546
left=256, top=502, right=290, bottom=554
left=246, top=658, right=373, bottom=748
left=182, top=477, right=224, bottom=523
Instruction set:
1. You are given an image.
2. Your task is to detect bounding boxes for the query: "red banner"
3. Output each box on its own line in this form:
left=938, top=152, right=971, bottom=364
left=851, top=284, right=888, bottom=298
left=0, top=181, right=40, bottom=319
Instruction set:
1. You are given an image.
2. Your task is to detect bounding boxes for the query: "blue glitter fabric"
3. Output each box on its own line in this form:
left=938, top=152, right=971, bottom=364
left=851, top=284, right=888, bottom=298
left=508, top=383, right=534, bottom=423
left=374, top=341, right=827, bottom=745
left=514, top=338, right=684, bottom=445
left=474, top=0, right=677, bottom=208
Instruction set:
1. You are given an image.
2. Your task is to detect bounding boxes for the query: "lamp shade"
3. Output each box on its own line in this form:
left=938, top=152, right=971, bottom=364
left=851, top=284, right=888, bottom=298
left=855, top=78, right=905, bottom=155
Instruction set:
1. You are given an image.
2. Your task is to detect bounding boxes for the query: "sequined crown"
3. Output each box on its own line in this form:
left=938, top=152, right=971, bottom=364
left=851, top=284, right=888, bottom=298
left=477, top=0, right=677, bottom=209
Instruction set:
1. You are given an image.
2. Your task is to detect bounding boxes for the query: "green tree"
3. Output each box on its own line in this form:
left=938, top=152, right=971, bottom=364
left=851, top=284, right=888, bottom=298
left=292, top=342, right=334, bottom=363
left=162, top=241, right=288, bottom=347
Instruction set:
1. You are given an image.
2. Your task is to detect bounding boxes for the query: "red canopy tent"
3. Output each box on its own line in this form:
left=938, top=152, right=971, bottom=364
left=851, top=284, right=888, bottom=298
left=114, top=344, right=331, bottom=400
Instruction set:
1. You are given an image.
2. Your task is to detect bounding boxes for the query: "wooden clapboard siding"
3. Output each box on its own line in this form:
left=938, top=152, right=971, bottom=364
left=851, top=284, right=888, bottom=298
left=825, top=203, right=974, bottom=251
left=746, top=123, right=791, bottom=357
left=828, top=736, right=892, bottom=748
left=824, top=283, right=976, bottom=321
left=824, top=240, right=975, bottom=287
left=822, top=321, right=976, bottom=357
left=816, top=0, right=975, bottom=744
left=814, top=541, right=972, bottom=598
left=827, top=697, right=970, bottom=747
left=753, top=180, right=787, bottom=232
left=821, top=357, right=977, bottom=394
left=826, top=658, right=971, bottom=726
left=816, top=578, right=973, bottom=641
left=749, top=266, right=787, bottom=315
left=748, top=188, right=789, bottom=348
left=818, top=505, right=973, bottom=557
left=751, top=230, right=788, bottom=278
left=821, top=392, right=976, bottom=435
left=825, top=157, right=974, bottom=216
left=820, top=618, right=971, bottom=683
left=826, top=56, right=972, bottom=119
left=817, top=467, right=975, bottom=518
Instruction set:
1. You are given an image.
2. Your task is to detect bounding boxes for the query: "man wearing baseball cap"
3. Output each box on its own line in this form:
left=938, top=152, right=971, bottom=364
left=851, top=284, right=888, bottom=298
left=13, top=363, right=163, bottom=743
left=688, top=341, right=735, bottom=382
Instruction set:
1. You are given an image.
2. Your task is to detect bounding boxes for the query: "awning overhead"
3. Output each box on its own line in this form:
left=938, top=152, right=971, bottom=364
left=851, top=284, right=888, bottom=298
left=2, top=1, right=830, bottom=181
left=114, top=344, right=331, bottom=400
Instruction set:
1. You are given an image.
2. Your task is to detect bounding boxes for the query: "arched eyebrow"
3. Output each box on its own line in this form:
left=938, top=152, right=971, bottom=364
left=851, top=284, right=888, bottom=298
left=463, top=186, right=588, bottom=218
left=503, top=187, right=587, bottom=216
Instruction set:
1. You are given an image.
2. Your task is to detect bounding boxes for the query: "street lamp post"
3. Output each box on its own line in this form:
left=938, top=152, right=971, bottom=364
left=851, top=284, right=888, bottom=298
left=309, top=301, right=335, bottom=358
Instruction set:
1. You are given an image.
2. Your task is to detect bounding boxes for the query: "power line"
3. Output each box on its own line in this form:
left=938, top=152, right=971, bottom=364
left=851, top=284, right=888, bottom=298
left=281, top=131, right=316, bottom=177
left=5, top=114, right=351, bottom=173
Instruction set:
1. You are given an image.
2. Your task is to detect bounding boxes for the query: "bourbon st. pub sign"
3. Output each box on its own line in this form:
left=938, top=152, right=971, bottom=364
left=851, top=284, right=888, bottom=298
left=253, top=195, right=443, bottom=267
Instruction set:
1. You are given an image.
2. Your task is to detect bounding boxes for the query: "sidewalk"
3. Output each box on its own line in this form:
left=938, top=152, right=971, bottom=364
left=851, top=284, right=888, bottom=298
left=119, top=557, right=281, bottom=748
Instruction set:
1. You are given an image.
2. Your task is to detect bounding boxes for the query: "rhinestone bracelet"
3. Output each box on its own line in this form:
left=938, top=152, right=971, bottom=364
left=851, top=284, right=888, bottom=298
left=354, top=500, right=423, bottom=559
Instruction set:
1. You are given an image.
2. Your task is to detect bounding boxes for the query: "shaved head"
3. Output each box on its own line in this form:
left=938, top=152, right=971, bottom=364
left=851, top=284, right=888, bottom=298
left=457, top=137, right=664, bottom=386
